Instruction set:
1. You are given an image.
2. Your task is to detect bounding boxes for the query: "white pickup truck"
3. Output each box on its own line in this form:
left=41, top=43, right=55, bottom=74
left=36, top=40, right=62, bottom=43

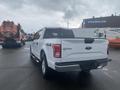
left=30, top=28, right=111, bottom=79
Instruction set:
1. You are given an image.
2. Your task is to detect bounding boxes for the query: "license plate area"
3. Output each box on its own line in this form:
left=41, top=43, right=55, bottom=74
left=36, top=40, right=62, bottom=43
left=80, top=61, right=98, bottom=70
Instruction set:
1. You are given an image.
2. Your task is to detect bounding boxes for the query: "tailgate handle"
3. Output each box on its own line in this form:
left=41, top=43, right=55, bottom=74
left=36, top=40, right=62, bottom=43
left=84, top=38, right=94, bottom=43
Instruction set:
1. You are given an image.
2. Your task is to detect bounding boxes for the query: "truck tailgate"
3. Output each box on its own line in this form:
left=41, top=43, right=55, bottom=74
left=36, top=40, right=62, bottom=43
left=61, top=39, right=108, bottom=62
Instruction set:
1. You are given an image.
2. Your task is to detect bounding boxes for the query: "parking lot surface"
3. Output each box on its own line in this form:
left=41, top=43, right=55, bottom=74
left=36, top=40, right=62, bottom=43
left=0, top=42, right=120, bottom=90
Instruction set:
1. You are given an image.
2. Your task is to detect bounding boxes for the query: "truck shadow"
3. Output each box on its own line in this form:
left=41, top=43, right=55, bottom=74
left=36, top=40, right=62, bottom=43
left=48, top=71, right=93, bottom=88
left=36, top=65, right=94, bottom=89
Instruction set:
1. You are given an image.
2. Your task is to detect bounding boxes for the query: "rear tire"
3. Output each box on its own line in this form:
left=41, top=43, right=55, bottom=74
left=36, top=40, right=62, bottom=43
left=41, top=52, right=51, bottom=79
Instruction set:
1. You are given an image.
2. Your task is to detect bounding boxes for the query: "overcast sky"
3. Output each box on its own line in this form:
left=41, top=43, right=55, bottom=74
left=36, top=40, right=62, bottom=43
left=0, top=0, right=120, bottom=33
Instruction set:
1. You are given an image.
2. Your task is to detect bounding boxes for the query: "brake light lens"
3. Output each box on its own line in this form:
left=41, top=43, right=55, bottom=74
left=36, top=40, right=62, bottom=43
left=52, top=44, right=61, bottom=58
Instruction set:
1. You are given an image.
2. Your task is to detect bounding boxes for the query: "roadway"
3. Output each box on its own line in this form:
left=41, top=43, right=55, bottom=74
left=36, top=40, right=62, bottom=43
left=0, top=42, right=120, bottom=90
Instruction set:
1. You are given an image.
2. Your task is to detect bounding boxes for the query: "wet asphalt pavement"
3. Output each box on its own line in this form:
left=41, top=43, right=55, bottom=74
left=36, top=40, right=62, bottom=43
left=0, top=42, right=120, bottom=90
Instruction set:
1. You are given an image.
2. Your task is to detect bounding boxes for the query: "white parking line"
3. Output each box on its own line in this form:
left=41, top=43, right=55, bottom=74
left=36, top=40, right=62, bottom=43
left=101, top=67, right=114, bottom=79
left=24, top=48, right=29, bottom=50
left=103, top=71, right=113, bottom=79
left=24, top=47, right=30, bottom=50
left=102, top=67, right=120, bottom=81
left=102, top=67, right=108, bottom=71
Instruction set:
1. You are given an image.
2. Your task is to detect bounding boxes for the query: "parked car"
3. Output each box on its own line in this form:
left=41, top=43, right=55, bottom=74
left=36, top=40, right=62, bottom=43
left=30, top=28, right=111, bottom=79
left=106, top=28, right=120, bottom=48
left=108, top=37, right=120, bottom=48
left=0, top=20, right=26, bottom=48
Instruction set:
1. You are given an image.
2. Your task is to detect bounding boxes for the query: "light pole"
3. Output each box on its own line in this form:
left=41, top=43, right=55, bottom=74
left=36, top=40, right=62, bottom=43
left=67, top=19, right=69, bottom=28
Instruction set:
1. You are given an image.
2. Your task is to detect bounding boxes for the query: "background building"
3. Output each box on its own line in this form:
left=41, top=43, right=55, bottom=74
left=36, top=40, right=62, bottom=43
left=82, top=15, right=120, bottom=28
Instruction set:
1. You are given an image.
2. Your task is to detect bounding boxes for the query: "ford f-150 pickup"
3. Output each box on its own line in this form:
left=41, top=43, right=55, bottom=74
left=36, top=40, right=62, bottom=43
left=30, top=28, right=111, bottom=79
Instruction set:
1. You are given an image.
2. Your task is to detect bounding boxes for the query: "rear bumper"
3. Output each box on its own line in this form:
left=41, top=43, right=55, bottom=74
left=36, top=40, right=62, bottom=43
left=109, top=43, right=120, bottom=48
left=2, top=39, right=21, bottom=46
left=55, top=58, right=111, bottom=72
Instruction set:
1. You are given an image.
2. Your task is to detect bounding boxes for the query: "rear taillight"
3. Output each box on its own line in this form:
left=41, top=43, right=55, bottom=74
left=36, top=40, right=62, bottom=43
left=52, top=44, right=61, bottom=58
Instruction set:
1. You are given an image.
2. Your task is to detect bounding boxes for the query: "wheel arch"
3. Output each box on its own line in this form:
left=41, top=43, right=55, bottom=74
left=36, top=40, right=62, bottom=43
left=40, top=46, right=53, bottom=69
left=40, top=49, right=49, bottom=65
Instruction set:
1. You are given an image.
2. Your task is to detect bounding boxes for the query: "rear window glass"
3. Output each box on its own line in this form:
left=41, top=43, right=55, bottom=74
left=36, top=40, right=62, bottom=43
left=73, top=28, right=106, bottom=39
left=43, top=28, right=74, bottom=38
